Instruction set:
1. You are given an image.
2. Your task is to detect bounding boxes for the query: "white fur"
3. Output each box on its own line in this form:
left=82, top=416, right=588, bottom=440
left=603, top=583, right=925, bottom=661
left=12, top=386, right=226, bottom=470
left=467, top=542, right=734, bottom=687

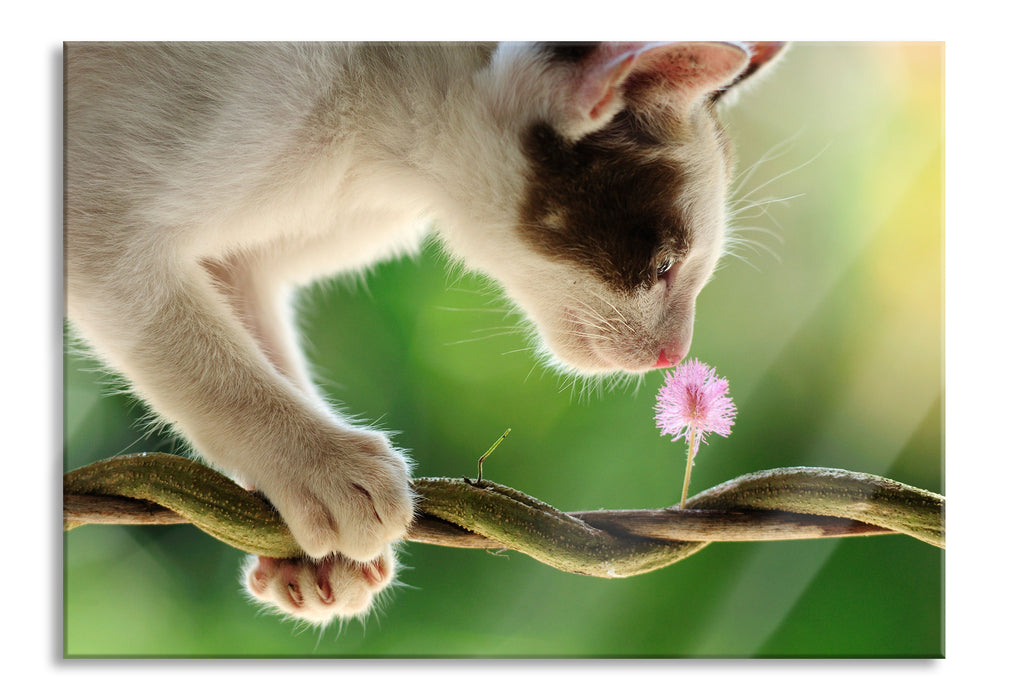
left=65, top=42, right=774, bottom=626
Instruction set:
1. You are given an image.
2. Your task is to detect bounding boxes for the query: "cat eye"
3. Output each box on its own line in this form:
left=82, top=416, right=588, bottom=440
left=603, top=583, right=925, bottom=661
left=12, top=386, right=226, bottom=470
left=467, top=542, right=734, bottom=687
left=656, top=258, right=675, bottom=277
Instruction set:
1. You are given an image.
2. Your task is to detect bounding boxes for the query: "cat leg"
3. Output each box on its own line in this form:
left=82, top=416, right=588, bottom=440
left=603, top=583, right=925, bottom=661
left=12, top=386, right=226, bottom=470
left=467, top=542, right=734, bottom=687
left=68, top=250, right=415, bottom=565
left=200, top=256, right=320, bottom=399
left=203, top=254, right=407, bottom=624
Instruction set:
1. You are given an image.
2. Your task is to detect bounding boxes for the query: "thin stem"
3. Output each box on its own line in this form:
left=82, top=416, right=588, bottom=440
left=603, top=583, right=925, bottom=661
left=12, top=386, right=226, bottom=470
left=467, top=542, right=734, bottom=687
left=680, top=428, right=697, bottom=508
left=476, top=428, right=511, bottom=484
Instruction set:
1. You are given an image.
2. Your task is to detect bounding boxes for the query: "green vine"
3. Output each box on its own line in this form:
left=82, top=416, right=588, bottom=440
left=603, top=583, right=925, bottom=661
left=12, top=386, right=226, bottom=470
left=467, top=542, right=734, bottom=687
left=63, top=453, right=944, bottom=578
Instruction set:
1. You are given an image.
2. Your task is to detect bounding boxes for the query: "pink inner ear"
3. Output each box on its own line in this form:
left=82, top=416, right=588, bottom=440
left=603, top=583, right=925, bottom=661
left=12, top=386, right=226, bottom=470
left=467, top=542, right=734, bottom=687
left=729, top=41, right=788, bottom=86
left=574, top=42, right=751, bottom=121
left=576, top=43, right=653, bottom=121
left=628, top=42, right=751, bottom=103
left=586, top=53, right=638, bottom=120
left=741, top=42, right=788, bottom=70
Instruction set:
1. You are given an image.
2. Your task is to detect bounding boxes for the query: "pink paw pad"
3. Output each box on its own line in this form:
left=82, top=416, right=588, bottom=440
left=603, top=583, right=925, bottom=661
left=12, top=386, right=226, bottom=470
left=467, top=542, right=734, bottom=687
left=242, top=547, right=396, bottom=625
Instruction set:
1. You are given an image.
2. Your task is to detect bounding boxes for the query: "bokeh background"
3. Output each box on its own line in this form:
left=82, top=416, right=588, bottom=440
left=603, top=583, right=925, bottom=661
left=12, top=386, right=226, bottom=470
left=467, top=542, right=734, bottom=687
left=63, top=42, right=943, bottom=657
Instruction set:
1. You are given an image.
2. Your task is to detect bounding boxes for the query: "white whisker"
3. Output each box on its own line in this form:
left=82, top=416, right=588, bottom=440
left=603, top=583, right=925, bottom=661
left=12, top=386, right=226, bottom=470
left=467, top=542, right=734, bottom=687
left=432, top=305, right=512, bottom=314
left=443, top=328, right=525, bottom=346
left=733, top=142, right=829, bottom=205
left=585, top=286, right=631, bottom=326
left=499, top=346, right=538, bottom=356
left=729, top=131, right=802, bottom=200
left=570, top=294, right=635, bottom=336
left=729, top=192, right=805, bottom=220
left=724, top=142, right=827, bottom=273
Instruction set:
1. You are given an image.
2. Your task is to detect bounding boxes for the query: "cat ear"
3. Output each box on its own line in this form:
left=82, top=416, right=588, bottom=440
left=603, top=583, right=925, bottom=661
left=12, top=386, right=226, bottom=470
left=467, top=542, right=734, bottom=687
left=547, top=41, right=752, bottom=137
left=712, top=41, right=789, bottom=103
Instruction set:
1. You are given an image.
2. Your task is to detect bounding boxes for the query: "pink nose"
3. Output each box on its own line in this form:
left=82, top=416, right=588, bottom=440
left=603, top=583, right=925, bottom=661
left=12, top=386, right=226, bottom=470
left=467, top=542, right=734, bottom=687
left=653, top=349, right=682, bottom=369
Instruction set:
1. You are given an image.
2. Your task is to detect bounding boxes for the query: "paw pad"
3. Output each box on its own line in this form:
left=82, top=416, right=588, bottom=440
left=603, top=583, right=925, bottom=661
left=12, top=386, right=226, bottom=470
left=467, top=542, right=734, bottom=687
left=242, top=546, right=397, bottom=625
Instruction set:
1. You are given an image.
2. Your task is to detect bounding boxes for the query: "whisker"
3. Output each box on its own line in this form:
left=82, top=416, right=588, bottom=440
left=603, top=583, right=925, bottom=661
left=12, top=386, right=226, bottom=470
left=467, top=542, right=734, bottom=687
left=584, top=287, right=631, bottom=326
left=465, top=325, right=525, bottom=333
left=571, top=295, right=635, bottom=335
left=442, top=284, right=506, bottom=301
left=721, top=248, right=761, bottom=271
left=733, top=142, right=829, bottom=205
left=722, top=239, right=784, bottom=270
left=570, top=333, right=614, bottom=343
left=730, top=131, right=802, bottom=200
left=500, top=346, right=539, bottom=356
left=758, top=204, right=789, bottom=235
left=728, top=192, right=805, bottom=219
left=432, top=306, right=512, bottom=314
left=523, top=359, right=547, bottom=385
left=570, top=303, right=621, bottom=334
left=443, top=329, right=525, bottom=346
left=727, top=235, right=783, bottom=260
left=577, top=315, right=621, bottom=337
left=730, top=225, right=784, bottom=242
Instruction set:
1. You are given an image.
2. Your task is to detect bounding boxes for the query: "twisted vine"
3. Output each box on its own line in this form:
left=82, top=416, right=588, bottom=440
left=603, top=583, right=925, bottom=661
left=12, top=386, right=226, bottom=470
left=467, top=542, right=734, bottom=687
left=63, top=453, right=944, bottom=579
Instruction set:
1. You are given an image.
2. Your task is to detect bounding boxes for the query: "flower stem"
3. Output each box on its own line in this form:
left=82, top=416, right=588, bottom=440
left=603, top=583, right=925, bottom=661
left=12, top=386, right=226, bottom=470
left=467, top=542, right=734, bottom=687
left=680, top=428, right=697, bottom=508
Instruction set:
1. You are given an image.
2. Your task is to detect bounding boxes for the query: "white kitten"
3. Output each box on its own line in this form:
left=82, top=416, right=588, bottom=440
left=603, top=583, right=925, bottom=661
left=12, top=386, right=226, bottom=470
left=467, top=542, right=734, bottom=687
left=65, top=41, right=785, bottom=625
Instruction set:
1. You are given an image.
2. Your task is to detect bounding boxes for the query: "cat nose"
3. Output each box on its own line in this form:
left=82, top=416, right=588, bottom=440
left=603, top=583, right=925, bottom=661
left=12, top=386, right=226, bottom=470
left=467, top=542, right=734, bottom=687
left=653, top=348, right=683, bottom=369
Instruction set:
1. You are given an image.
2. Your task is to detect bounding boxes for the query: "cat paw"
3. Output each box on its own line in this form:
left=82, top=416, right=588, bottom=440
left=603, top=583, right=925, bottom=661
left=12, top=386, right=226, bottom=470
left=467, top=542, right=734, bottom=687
left=242, top=547, right=397, bottom=625
left=263, top=429, right=416, bottom=562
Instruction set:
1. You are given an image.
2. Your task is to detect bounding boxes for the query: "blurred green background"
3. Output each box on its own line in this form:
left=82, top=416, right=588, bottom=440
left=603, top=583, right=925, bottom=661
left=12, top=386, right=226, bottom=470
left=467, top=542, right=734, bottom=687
left=63, top=42, right=943, bottom=657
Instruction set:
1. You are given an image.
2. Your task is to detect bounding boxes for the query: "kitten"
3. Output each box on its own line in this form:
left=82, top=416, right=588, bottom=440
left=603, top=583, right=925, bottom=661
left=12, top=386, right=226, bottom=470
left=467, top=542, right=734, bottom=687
left=64, top=41, right=785, bottom=625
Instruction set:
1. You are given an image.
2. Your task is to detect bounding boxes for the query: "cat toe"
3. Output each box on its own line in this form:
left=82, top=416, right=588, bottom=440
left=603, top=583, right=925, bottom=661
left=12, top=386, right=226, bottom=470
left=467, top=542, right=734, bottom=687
left=335, top=479, right=415, bottom=562
left=280, top=495, right=344, bottom=560
left=263, top=431, right=416, bottom=562
left=331, top=436, right=416, bottom=561
left=242, top=546, right=397, bottom=625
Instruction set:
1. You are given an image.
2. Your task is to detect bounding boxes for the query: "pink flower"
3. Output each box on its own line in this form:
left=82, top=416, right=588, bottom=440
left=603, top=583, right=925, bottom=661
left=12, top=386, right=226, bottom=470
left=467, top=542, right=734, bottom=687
left=655, top=359, right=737, bottom=507
left=655, top=359, right=737, bottom=451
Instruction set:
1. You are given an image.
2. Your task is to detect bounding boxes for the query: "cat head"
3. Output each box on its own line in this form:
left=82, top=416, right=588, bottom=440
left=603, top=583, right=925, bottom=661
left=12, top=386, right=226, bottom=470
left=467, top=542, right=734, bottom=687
left=440, top=41, right=786, bottom=375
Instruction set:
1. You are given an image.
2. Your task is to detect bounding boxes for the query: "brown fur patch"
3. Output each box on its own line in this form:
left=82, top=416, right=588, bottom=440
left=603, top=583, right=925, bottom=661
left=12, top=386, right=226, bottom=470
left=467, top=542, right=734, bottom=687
left=518, top=109, right=718, bottom=292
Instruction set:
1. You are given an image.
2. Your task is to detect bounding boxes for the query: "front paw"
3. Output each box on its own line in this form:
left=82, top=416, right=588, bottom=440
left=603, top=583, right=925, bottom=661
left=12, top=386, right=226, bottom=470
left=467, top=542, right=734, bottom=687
left=260, top=429, right=415, bottom=561
left=242, top=546, right=397, bottom=625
